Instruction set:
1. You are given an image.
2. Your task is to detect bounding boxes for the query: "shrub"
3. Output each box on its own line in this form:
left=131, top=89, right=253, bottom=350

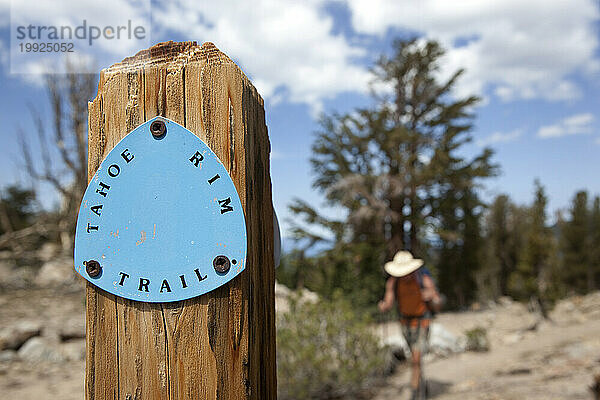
left=464, top=326, right=490, bottom=352
left=277, top=292, right=388, bottom=399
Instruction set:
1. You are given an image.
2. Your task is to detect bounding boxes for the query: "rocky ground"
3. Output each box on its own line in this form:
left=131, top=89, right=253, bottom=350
left=0, top=287, right=85, bottom=400
left=0, top=244, right=85, bottom=400
left=1, top=250, right=599, bottom=399
left=373, top=294, right=600, bottom=400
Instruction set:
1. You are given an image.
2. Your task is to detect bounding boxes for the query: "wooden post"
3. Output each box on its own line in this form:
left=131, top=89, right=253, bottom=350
left=86, top=41, right=276, bottom=400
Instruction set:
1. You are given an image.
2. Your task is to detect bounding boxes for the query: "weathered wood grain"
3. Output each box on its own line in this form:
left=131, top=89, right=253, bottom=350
left=86, top=41, right=276, bottom=400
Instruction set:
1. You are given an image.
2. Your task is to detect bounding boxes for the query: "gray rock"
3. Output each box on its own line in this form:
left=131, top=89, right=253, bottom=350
left=61, top=340, right=85, bottom=361
left=498, top=296, right=514, bottom=307
left=550, top=298, right=587, bottom=325
left=36, top=257, right=76, bottom=287
left=0, top=350, right=17, bottom=362
left=18, top=337, right=65, bottom=363
left=0, top=260, right=34, bottom=289
left=0, top=251, right=13, bottom=259
left=59, top=317, right=86, bottom=341
left=0, top=260, right=16, bottom=282
left=275, top=281, right=291, bottom=298
left=580, top=291, right=600, bottom=314
left=37, top=242, right=60, bottom=262
left=382, top=333, right=410, bottom=359
left=380, top=323, right=466, bottom=360
left=274, top=282, right=319, bottom=313
left=0, top=320, right=42, bottom=350
left=564, top=342, right=593, bottom=359
left=274, top=282, right=291, bottom=312
left=298, top=288, right=319, bottom=304
left=429, top=323, right=466, bottom=355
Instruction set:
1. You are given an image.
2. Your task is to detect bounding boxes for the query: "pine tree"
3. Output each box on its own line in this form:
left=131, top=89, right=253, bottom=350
left=437, top=184, right=485, bottom=308
left=589, top=196, right=600, bottom=290
left=509, top=180, right=556, bottom=312
left=0, top=185, right=38, bottom=260
left=290, top=38, right=497, bottom=308
left=560, top=191, right=591, bottom=293
left=0, top=185, right=36, bottom=237
left=485, top=195, right=513, bottom=296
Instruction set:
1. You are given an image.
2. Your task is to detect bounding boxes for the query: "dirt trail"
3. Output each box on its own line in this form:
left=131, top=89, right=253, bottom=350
left=373, top=296, right=600, bottom=400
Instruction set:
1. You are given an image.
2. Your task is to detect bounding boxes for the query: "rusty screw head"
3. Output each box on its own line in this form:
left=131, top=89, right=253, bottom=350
left=86, top=260, right=102, bottom=278
left=150, top=120, right=167, bottom=137
left=213, top=255, right=231, bottom=274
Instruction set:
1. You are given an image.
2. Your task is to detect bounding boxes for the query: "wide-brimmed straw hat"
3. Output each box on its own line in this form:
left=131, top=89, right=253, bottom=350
left=384, top=250, right=423, bottom=277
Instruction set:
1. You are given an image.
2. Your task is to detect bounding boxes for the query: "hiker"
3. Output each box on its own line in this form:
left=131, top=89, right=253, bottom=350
left=378, top=251, right=441, bottom=400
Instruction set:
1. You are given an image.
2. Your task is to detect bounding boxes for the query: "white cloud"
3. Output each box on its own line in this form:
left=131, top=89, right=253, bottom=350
left=477, top=129, right=522, bottom=147
left=346, top=0, right=599, bottom=102
left=152, top=0, right=371, bottom=114
left=2, top=0, right=599, bottom=112
left=1, top=0, right=150, bottom=74
left=537, top=113, right=595, bottom=138
left=2, top=0, right=371, bottom=113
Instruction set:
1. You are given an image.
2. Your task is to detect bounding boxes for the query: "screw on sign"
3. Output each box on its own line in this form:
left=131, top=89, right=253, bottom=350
left=150, top=119, right=166, bottom=137
left=80, top=41, right=276, bottom=400
left=213, top=255, right=232, bottom=274
left=85, top=260, right=101, bottom=278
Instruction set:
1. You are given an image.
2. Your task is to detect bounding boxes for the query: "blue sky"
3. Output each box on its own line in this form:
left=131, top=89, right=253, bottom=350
left=1, top=0, right=599, bottom=240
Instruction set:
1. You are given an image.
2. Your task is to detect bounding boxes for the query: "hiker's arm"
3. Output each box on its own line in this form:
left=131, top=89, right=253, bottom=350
left=421, top=274, right=441, bottom=312
left=378, top=277, right=396, bottom=312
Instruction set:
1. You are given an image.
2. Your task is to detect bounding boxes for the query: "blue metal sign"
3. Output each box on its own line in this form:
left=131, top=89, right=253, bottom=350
left=74, top=117, right=247, bottom=302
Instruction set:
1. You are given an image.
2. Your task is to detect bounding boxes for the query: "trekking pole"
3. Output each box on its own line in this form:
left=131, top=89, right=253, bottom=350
left=377, top=308, right=387, bottom=340
left=384, top=308, right=390, bottom=339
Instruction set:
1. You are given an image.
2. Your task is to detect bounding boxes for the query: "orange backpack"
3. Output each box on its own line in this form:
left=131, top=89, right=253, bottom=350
left=395, top=272, right=428, bottom=318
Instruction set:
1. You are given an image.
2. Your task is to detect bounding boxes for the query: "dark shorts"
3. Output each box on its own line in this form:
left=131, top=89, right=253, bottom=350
left=401, top=318, right=430, bottom=355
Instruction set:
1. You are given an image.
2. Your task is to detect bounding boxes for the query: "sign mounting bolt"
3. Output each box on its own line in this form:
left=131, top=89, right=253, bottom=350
left=150, top=120, right=167, bottom=137
left=85, top=260, right=102, bottom=278
left=213, top=255, right=231, bottom=274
